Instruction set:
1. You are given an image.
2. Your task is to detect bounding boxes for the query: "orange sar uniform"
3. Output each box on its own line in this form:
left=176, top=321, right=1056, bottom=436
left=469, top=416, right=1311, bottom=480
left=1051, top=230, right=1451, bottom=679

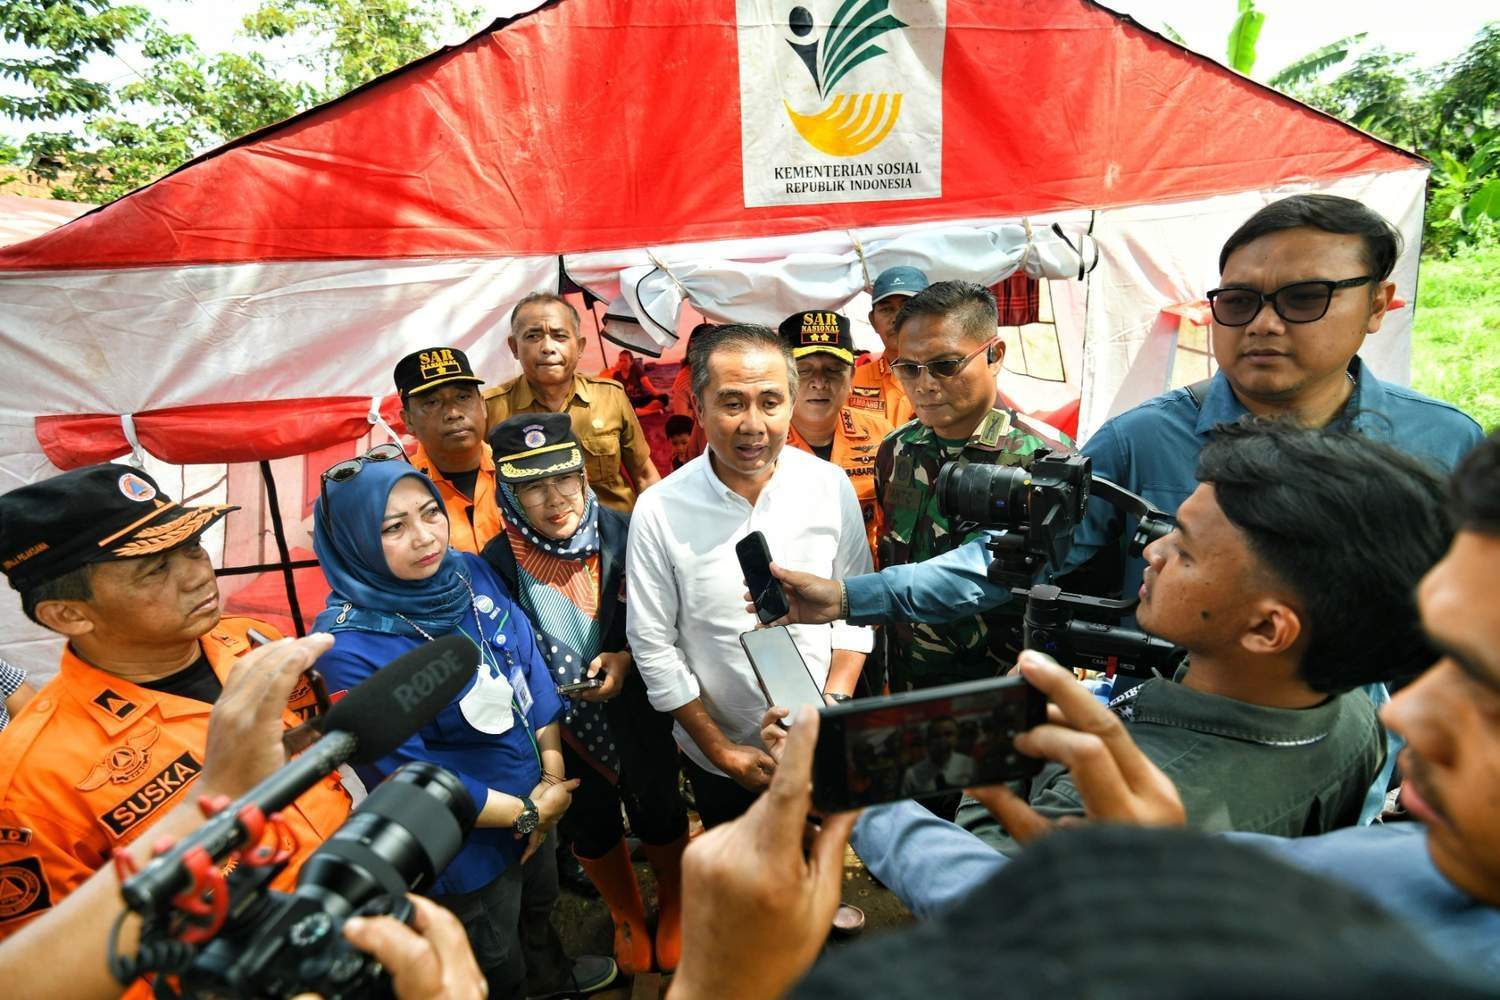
left=485, top=373, right=656, bottom=514
left=0, top=617, right=352, bottom=941
left=849, top=355, right=915, bottom=428
left=409, top=440, right=504, bottom=554
left=787, top=407, right=891, bottom=557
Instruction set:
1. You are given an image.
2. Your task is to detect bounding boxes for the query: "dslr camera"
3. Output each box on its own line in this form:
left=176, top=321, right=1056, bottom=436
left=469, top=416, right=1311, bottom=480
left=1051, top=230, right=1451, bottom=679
left=113, top=762, right=477, bottom=999
left=936, top=449, right=1184, bottom=679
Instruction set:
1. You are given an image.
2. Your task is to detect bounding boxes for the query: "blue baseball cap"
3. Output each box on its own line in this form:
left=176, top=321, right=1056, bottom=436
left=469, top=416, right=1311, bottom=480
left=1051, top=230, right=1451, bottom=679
left=871, top=265, right=929, bottom=303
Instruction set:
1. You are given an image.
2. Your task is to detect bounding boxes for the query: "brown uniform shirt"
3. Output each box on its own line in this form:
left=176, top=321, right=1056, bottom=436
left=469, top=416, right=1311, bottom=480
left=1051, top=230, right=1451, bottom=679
left=849, top=355, right=915, bottom=428
left=485, top=374, right=655, bottom=513
left=786, top=406, right=892, bottom=559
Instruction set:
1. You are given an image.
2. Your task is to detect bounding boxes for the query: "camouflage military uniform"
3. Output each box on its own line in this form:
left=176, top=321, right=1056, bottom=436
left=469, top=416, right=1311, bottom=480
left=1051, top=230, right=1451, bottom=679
left=875, top=408, right=1070, bottom=691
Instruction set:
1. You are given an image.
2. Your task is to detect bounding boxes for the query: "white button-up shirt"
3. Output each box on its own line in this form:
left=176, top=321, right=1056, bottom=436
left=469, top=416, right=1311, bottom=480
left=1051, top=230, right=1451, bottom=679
left=626, top=446, right=874, bottom=775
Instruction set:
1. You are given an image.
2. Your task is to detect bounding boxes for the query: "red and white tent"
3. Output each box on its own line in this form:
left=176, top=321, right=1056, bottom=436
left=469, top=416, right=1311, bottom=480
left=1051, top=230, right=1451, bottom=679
left=0, top=0, right=1426, bottom=669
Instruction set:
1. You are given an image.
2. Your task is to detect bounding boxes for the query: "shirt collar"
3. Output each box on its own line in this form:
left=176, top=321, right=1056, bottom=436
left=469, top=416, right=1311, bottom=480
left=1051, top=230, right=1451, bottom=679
left=1195, top=357, right=1378, bottom=437
left=698, top=446, right=791, bottom=506
left=1112, top=669, right=1344, bottom=746
left=515, top=373, right=590, bottom=408
left=904, top=407, right=1013, bottom=448
left=411, top=442, right=496, bottom=484
left=57, top=642, right=216, bottom=737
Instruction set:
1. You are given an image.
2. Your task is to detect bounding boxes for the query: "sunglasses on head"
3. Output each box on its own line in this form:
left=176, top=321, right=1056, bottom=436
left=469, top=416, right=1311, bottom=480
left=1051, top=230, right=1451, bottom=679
left=1205, top=275, right=1374, bottom=327
left=319, top=443, right=410, bottom=529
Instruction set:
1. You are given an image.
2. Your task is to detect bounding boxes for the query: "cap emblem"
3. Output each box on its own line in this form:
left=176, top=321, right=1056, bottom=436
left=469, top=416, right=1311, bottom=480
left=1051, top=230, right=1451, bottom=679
left=418, top=348, right=461, bottom=380
left=118, top=473, right=156, bottom=503
left=522, top=424, right=547, bottom=449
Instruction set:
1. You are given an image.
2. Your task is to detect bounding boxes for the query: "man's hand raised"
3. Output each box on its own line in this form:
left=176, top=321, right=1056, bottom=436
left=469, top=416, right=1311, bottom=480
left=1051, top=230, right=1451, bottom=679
left=199, top=633, right=335, bottom=800
left=670, top=707, right=858, bottom=1000
left=965, top=651, right=1186, bottom=843
left=743, top=562, right=844, bottom=626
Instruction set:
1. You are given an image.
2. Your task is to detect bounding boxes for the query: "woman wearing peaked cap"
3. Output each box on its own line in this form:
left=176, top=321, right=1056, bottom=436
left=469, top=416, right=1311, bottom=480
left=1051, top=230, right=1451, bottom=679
left=482, top=412, right=689, bottom=975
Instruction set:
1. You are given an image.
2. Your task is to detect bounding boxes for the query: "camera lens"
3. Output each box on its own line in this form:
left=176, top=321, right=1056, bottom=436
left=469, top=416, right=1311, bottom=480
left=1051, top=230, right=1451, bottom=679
left=290, top=761, right=477, bottom=919
left=936, top=461, right=1032, bottom=529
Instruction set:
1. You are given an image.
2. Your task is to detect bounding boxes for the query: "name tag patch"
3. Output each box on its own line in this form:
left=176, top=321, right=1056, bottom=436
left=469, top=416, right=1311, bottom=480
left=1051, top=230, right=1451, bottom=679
left=100, top=752, right=204, bottom=837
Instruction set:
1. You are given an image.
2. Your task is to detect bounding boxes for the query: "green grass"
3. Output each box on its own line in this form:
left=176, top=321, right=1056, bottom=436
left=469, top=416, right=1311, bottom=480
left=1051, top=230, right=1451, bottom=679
left=1411, top=246, right=1500, bottom=433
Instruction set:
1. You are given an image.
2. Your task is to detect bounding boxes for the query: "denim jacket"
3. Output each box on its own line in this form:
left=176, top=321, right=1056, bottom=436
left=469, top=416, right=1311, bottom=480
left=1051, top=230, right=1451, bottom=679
left=957, top=667, right=1384, bottom=855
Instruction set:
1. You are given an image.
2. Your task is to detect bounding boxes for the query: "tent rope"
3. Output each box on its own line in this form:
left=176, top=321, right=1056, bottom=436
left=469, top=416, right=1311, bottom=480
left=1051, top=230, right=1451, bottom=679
left=849, top=231, right=873, bottom=291
left=118, top=414, right=146, bottom=468
left=645, top=249, right=690, bottom=300
left=367, top=395, right=403, bottom=447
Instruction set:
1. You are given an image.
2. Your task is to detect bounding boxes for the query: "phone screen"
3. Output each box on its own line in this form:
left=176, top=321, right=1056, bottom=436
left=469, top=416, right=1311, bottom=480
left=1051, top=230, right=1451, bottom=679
left=740, top=626, right=824, bottom=720
left=813, top=676, right=1046, bottom=813
left=736, top=531, right=790, bottom=624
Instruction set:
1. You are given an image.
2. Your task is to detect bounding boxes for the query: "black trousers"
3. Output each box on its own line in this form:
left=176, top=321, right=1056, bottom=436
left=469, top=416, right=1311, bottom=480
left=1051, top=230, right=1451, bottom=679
left=560, top=671, right=689, bottom=858
left=682, top=754, right=762, bottom=829
left=432, top=834, right=572, bottom=1000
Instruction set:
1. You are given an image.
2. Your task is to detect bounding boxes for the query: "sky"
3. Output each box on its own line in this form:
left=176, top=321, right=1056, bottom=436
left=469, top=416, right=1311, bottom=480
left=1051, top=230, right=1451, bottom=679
left=2, top=0, right=1494, bottom=146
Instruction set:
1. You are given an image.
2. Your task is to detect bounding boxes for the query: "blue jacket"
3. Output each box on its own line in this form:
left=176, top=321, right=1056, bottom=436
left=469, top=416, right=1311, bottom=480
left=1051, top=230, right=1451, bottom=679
left=314, top=551, right=563, bottom=894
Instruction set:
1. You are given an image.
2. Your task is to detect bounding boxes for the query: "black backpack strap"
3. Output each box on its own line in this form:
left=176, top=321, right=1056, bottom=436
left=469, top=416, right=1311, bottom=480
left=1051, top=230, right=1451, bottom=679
left=1185, top=377, right=1214, bottom=410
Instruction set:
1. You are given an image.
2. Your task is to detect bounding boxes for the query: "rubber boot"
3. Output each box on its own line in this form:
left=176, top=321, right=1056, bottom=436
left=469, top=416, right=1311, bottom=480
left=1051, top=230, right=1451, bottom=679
left=575, top=840, right=653, bottom=976
left=640, top=832, right=687, bottom=973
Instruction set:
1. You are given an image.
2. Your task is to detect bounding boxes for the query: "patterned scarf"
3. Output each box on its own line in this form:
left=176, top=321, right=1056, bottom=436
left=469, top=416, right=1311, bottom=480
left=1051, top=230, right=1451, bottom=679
left=498, top=483, right=619, bottom=775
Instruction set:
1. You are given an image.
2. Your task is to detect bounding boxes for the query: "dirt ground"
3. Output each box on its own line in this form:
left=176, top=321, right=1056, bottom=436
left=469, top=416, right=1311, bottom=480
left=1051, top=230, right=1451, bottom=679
left=554, top=840, right=912, bottom=999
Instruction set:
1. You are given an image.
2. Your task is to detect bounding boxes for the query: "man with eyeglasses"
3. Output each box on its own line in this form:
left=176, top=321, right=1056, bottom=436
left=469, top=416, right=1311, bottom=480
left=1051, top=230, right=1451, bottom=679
left=394, top=347, right=504, bottom=554
left=874, top=281, right=1070, bottom=698
left=848, top=265, right=928, bottom=427
left=778, top=311, right=892, bottom=557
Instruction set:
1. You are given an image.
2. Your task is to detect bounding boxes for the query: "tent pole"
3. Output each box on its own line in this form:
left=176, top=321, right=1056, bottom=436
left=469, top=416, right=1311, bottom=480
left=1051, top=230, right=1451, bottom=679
left=258, top=460, right=307, bottom=637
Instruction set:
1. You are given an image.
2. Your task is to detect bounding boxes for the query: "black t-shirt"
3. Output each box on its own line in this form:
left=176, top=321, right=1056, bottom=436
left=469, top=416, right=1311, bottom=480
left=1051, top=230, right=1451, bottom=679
left=140, top=651, right=223, bottom=705
left=811, top=441, right=835, bottom=462
left=445, top=468, right=480, bottom=500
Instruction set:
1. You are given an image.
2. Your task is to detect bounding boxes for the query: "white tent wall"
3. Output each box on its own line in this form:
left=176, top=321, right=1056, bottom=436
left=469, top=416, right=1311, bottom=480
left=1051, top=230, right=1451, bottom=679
left=1077, top=167, right=1430, bottom=440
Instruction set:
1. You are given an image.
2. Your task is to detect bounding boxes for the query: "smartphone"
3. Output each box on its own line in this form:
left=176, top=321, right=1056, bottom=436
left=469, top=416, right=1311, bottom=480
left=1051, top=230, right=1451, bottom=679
left=557, top=676, right=606, bottom=697
left=736, top=530, right=790, bottom=624
left=812, top=675, right=1047, bottom=814
left=739, top=626, right=824, bottom=723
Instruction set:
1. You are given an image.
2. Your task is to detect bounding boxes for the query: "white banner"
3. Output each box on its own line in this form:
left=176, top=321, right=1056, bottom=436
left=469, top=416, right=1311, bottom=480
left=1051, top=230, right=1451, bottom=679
left=737, top=0, right=945, bottom=208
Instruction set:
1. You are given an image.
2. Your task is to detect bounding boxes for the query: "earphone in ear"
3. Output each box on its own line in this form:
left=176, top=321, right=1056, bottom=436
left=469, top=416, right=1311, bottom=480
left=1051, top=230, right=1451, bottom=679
left=986, top=343, right=999, bottom=364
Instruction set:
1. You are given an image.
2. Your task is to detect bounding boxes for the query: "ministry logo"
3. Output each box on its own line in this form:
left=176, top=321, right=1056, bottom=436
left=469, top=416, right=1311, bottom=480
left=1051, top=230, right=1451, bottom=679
left=737, top=0, right=945, bottom=207
left=782, top=2, right=907, bottom=157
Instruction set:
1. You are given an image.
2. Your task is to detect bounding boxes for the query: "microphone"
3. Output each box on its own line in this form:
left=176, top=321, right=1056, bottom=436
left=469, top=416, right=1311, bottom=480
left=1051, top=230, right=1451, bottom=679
left=120, top=635, right=477, bottom=915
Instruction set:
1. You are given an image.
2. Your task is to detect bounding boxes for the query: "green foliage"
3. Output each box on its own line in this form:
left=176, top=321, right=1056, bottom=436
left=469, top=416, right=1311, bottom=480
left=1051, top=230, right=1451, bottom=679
left=1284, top=23, right=1500, bottom=257
left=1410, top=245, right=1500, bottom=432
left=1226, top=0, right=1265, bottom=76
left=1266, top=34, right=1366, bottom=90
left=1, top=0, right=482, bottom=204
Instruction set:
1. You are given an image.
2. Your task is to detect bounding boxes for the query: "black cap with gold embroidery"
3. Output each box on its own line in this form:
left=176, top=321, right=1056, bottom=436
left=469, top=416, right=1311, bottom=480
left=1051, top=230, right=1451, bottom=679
left=0, top=464, right=237, bottom=593
left=778, top=311, right=855, bottom=365
left=488, top=413, right=585, bottom=485
left=393, top=346, right=485, bottom=401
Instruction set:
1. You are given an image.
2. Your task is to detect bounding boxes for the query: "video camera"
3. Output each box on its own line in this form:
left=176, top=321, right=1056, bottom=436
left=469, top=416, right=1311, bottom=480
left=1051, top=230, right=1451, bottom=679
left=936, top=449, right=1185, bottom=679
left=108, top=637, right=479, bottom=999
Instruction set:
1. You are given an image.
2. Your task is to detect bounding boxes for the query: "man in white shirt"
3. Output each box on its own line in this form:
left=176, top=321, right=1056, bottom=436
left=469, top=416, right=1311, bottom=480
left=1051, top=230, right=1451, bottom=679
left=627, top=324, right=874, bottom=827
left=899, top=717, right=975, bottom=797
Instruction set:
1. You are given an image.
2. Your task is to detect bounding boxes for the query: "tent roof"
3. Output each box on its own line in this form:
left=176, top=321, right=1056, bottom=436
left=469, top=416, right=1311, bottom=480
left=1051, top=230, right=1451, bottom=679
left=0, top=0, right=1420, bottom=272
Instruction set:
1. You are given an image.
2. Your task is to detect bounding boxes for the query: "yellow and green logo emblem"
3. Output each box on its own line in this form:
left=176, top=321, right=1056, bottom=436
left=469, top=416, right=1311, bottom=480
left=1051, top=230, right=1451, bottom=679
left=784, top=2, right=907, bottom=157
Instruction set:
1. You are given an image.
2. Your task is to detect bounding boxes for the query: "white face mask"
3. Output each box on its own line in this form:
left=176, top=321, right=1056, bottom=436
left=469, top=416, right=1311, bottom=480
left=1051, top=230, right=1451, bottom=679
left=459, top=663, right=515, bottom=735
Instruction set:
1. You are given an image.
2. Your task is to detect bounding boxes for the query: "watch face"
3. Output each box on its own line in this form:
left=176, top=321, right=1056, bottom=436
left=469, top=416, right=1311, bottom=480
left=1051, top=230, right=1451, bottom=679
left=516, top=801, right=540, bottom=835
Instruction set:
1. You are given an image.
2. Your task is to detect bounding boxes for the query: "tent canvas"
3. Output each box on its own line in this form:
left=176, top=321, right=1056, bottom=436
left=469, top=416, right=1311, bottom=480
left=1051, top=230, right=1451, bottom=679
left=0, top=0, right=1426, bottom=674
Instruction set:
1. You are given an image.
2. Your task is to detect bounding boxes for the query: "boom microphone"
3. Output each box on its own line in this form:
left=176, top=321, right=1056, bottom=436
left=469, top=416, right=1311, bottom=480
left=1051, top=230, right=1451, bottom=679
left=120, top=635, right=477, bottom=915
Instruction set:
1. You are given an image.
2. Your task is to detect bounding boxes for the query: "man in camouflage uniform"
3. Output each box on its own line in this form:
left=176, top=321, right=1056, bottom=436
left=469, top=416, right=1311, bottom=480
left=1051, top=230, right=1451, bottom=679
left=876, top=281, right=1070, bottom=693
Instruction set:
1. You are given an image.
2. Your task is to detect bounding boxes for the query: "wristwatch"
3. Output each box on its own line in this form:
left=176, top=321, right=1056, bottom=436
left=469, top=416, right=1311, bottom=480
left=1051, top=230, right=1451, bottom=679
left=826, top=692, right=852, bottom=703
left=515, top=795, right=540, bottom=836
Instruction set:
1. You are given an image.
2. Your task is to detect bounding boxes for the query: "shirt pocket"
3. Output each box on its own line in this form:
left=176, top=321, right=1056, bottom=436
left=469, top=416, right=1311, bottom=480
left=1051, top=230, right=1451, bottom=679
left=580, top=427, right=622, bottom=484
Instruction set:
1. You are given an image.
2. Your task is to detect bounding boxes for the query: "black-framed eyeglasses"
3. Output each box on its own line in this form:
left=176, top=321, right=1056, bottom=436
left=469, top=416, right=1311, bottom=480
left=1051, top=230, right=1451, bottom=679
left=319, top=442, right=409, bottom=528
left=891, top=340, right=994, bottom=382
left=1206, top=276, right=1374, bottom=327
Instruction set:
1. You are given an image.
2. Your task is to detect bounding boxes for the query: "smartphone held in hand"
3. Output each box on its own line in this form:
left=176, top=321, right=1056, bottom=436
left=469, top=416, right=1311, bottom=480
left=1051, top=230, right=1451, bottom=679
left=557, top=676, right=606, bottom=697
left=812, top=675, right=1047, bottom=813
left=736, top=530, right=790, bottom=624
left=740, top=626, right=824, bottom=723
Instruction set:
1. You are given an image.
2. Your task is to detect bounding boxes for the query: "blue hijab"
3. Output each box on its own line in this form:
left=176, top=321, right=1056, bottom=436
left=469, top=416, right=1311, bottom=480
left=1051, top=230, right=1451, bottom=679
left=311, top=460, right=471, bottom=638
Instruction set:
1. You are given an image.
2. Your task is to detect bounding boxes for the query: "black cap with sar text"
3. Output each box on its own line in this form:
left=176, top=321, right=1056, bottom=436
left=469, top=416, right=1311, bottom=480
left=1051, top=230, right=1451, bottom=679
left=778, top=311, right=855, bottom=365
left=0, top=465, right=237, bottom=592
left=394, top=347, right=485, bottom=399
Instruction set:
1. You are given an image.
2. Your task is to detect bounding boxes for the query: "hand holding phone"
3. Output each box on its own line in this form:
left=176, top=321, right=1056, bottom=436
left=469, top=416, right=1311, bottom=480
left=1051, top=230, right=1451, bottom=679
left=811, top=675, right=1047, bottom=813
left=740, top=627, right=824, bottom=724
left=557, top=676, right=606, bottom=697
left=737, top=530, right=790, bottom=624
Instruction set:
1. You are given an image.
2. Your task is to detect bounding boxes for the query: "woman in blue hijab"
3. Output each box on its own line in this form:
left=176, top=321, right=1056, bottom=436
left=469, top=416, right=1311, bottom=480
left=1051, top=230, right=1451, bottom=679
left=311, top=449, right=616, bottom=999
